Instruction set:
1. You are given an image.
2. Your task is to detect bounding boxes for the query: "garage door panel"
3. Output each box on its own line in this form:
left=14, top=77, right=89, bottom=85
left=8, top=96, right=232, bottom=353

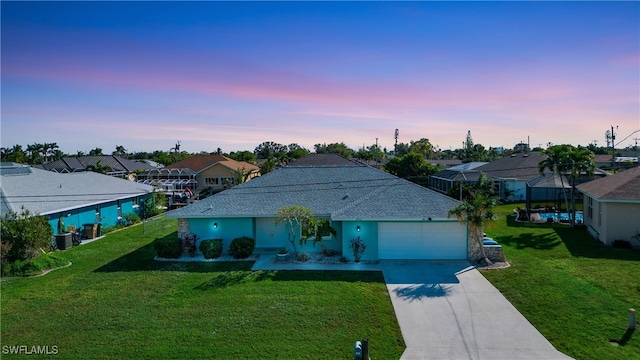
left=378, top=222, right=466, bottom=259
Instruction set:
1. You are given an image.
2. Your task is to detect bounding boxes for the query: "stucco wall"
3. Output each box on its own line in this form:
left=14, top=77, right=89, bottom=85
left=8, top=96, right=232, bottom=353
left=187, top=217, right=254, bottom=256
left=341, top=221, right=378, bottom=262
left=601, top=202, right=640, bottom=247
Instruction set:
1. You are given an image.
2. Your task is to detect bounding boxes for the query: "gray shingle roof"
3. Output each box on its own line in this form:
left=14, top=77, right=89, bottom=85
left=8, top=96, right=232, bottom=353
left=42, top=155, right=156, bottom=174
left=1, top=164, right=155, bottom=216
left=167, top=164, right=461, bottom=220
left=577, top=166, right=640, bottom=201
left=475, top=152, right=546, bottom=180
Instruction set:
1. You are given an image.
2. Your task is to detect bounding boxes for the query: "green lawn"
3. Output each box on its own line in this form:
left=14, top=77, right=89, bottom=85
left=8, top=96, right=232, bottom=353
left=1, top=218, right=404, bottom=359
left=482, top=204, right=640, bottom=360
left=3, top=210, right=639, bottom=360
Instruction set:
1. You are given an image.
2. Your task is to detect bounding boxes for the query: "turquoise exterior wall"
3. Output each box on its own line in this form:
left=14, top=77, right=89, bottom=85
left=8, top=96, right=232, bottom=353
left=188, top=218, right=254, bottom=256
left=47, top=195, right=148, bottom=235
left=341, top=221, right=378, bottom=262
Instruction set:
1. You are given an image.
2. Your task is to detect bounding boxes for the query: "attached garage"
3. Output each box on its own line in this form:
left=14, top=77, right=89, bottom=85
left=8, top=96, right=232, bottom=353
left=378, top=222, right=468, bottom=259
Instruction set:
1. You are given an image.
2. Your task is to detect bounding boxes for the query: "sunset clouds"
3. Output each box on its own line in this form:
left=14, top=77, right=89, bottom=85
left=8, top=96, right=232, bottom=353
left=2, top=2, right=638, bottom=154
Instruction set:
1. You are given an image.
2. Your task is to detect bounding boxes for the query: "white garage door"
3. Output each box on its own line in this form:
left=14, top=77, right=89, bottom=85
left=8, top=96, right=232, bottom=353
left=378, top=222, right=467, bottom=259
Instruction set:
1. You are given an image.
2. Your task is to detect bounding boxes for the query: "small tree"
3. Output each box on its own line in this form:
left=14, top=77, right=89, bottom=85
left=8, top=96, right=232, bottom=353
left=1, top=208, right=53, bottom=263
left=275, top=205, right=315, bottom=256
left=448, top=174, right=498, bottom=265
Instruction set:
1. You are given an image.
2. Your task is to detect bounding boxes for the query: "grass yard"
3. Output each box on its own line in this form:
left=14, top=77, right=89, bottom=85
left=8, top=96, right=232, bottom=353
left=1, top=218, right=404, bottom=359
left=482, top=204, right=640, bottom=360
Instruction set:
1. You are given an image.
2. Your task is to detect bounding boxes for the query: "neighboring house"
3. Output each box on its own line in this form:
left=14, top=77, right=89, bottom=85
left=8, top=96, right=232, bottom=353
left=429, top=162, right=487, bottom=197
left=474, top=152, right=547, bottom=202
left=1, top=163, right=154, bottom=236
left=576, top=166, right=640, bottom=248
left=42, top=155, right=157, bottom=180
left=167, top=155, right=472, bottom=261
left=142, top=155, right=259, bottom=194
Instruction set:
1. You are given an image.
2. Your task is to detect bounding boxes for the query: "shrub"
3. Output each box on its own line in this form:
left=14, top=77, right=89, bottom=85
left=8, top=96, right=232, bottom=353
left=154, top=236, right=182, bottom=258
left=229, top=236, right=255, bottom=259
left=350, top=236, right=366, bottom=262
left=199, top=239, right=223, bottom=259
left=181, top=233, right=198, bottom=257
left=124, top=213, right=141, bottom=225
left=1, top=252, right=69, bottom=277
left=1, top=208, right=53, bottom=263
left=297, top=252, right=310, bottom=262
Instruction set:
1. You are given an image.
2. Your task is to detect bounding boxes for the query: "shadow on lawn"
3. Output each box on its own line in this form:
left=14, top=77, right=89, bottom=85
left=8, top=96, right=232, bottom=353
left=194, top=270, right=384, bottom=291
left=498, top=232, right=561, bottom=250
left=504, top=214, right=640, bottom=261
left=554, top=226, right=640, bottom=261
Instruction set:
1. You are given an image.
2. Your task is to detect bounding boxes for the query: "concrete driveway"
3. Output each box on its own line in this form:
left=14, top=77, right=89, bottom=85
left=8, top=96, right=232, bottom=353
left=380, top=260, right=573, bottom=360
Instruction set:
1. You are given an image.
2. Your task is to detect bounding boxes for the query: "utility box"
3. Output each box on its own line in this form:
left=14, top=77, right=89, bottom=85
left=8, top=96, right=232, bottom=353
left=84, top=223, right=99, bottom=239
left=55, top=233, right=72, bottom=250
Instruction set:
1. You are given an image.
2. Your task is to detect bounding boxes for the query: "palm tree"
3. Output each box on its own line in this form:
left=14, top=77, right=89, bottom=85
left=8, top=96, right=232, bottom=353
left=539, top=145, right=595, bottom=227
left=566, top=146, right=595, bottom=227
left=448, top=174, right=498, bottom=265
left=538, top=145, right=572, bottom=219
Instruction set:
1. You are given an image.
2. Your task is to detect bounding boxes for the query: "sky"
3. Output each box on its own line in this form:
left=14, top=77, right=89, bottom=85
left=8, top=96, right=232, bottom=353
left=2, top=1, right=639, bottom=155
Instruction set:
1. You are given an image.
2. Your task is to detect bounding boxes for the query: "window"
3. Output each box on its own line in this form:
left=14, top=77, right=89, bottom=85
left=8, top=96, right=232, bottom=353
left=587, top=197, right=593, bottom=219
left=205, top=177, right=220, bottom=186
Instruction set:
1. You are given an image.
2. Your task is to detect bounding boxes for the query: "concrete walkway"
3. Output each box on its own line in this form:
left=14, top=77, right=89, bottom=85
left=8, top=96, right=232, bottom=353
left=252, top=255, right=573, bottom=360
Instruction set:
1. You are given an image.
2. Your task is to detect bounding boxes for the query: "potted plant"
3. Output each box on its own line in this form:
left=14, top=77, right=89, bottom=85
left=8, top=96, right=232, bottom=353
left=276, top=247, right=289, bottom=262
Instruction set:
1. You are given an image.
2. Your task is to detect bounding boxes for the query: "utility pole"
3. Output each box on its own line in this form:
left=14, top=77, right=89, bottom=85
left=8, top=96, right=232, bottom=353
left=611, top=125, right=618, bottom=170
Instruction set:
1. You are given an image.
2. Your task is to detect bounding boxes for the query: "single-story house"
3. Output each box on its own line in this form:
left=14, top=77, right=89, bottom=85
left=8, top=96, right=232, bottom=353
left=41, top=155, right=157, bottom=180
left=167, top=156, right=474, bottom=261
left=142, top=155, right=259, bottom=194
left=428, top=162, right=487, bottom=197
left=576, top=166, right=640, bottom=247
left=1, top=163, right=154, bottom=236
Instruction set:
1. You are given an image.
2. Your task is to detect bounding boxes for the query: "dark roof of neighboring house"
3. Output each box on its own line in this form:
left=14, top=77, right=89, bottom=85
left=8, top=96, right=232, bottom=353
left=43, top=156, right=156, bottom=174
left=430, top=169, right=483, bottom=182
left=427, top=159, right=463, bottom=168
left=167, top=163, right=461, bottom=221
left=165, top=155, right=259, bottom=173
left=287, top=153, right=362, bottom=167
left=594, top=154, right=614, bottom=164
left=577, top=166, right=640, bottom=201
left=0, top=164, right=154, bottom=216
left=527, top=173, right=570, bottom=189
left=475, top=152, right=547, bottom=181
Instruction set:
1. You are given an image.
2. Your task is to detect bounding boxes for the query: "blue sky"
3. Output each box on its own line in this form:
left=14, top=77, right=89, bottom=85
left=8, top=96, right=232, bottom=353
left=2, top=1, right=639, bottom=154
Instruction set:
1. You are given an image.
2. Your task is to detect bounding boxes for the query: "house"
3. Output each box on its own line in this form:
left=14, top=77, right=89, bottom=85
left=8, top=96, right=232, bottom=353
left=428, top=162, right=487, bottom=197
left=42, top=155, right=157, bottom=180
left=140, top=155, right=259, bottom=194
left=576, top=166, right=640, bottom=248
left=167, top=155, right=474, bottom=261
left=473, top=152, right=548, bottom=202
left=1, top=163, right=154, bottom=237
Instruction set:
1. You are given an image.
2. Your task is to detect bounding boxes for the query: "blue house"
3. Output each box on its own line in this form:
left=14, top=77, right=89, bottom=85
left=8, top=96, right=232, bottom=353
left=1, top=163, right=155, bottom=237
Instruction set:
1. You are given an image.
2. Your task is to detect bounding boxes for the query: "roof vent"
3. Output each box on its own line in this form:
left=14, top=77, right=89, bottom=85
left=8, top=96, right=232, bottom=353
left=336, top=183, right=344, bottom=188
left=523, top=154, right=529, bottom=157
left=510, top=154, right=516, bottom=157
left=342, top=193, right=349, bottom=200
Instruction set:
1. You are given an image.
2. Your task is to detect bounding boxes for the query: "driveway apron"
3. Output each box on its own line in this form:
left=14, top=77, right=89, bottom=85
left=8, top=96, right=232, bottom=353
left=380, top=260, right=573, bottom=360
